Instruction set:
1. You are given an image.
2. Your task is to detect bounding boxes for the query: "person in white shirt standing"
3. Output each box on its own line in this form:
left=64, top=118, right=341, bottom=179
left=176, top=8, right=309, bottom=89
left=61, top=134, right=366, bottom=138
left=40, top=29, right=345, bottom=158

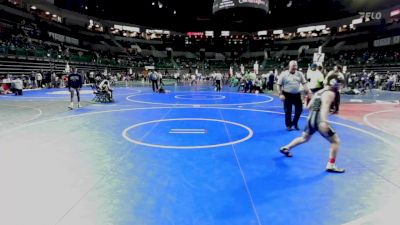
left=36, top=71, right=43, bottom=88
left=386, top=74, right=397, bottom=91
left=190, top=73, right=197, bottom=86
left=254, top=61, right=259, bottom=75
left=307, top=63, right=325, bottom=94
left=13, top=77, right=23, bottom=96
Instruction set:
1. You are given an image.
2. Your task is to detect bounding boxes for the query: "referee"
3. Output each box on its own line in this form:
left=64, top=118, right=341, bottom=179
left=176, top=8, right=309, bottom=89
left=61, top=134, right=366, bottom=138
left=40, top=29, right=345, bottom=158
left=277, top=61, right=311, bottom=131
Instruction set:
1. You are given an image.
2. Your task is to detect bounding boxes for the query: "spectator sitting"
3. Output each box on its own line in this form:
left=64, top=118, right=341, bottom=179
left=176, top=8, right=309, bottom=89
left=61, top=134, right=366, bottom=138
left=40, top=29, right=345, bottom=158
left=98, top=79, right=113, bottom=100
left=2, top=75, right=12, bottom=94
left=386, top=74, right=397, bottom=91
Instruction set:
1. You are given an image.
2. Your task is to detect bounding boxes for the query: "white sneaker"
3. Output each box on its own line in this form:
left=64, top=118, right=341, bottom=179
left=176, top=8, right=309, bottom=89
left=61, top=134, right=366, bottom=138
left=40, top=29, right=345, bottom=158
left=77, top=103, right=82, bottom=108
left=326, top=163, right=345, bottom=173
left=68, top=103, right=74, bottom=110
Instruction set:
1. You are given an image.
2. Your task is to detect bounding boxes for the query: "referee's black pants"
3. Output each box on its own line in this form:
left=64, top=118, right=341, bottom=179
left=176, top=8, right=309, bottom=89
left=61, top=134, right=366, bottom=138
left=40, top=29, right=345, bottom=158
left=283, top=92, right=303, bottom=128
left=216, top=80, right=221, bottom=92
left=151, top=80, right=158, bottom=92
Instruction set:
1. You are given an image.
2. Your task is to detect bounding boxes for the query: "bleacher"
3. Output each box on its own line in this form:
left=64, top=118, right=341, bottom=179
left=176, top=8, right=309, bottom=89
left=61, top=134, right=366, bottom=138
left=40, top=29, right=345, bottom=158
left=0, top=1, right=400, bottom=76
left=0, top=57, right=129, bottom=76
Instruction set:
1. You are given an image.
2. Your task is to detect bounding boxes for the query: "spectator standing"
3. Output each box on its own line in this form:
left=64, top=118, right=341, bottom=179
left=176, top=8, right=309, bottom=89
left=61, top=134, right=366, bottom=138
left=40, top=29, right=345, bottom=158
left=325, top=65, right=344, bottom=114
left=190, top=73, right=197, bottom=86
left=67, top=67, right=83, bottom=109
left=267, top=71, right=275, bottom=91
left=89, top=71, right=95, bottom=84
left=36, top=71, right=43, bottom=88
left=13, top=77, right=23, bottom=95
left=306, top=64, right=325, bottom=94
left=386, top=74, right=396, bottom=91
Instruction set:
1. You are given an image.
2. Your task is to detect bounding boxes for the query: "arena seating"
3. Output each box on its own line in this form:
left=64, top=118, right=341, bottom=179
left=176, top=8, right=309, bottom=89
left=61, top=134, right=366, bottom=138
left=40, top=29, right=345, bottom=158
left=1, top=2, right=400, bottom=77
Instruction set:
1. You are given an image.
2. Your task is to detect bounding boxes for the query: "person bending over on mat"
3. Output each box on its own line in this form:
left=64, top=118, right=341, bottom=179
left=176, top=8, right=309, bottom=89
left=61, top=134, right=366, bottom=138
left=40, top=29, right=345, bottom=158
left=279, top=73, right=345, bottom=173
left=67, top=67, right=83, bottom=109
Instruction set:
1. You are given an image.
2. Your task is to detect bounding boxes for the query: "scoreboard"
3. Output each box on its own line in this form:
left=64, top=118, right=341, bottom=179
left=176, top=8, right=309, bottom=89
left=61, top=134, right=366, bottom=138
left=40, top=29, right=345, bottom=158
left=213, top=0, right=269, bottom=14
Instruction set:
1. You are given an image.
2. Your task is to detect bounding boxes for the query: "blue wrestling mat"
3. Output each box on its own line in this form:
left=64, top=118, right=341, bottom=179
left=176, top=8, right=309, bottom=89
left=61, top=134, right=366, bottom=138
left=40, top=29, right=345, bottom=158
left=0, top=86, right=398, bottom=225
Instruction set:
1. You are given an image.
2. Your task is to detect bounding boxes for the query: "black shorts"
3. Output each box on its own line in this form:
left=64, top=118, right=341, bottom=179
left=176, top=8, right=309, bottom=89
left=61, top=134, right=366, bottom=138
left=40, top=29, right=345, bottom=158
left=304, top=111, right=336, bottom=137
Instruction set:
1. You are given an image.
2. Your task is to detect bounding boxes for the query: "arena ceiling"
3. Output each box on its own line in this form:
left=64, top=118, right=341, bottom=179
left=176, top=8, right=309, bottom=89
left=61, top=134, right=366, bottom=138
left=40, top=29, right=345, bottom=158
left=55, top=0, right=400, bottom=32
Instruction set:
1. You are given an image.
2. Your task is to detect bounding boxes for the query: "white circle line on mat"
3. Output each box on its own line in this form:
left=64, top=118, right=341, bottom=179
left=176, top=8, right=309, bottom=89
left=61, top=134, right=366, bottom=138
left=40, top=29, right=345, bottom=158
left=363, top=109, right=400, bottom=138
left=174, top=94, right=226, bottom=100
left=0, top=104, right=43, bottom=124
left=122, top=118, right=253, bottom=149
left=126, top=92, right=273, bottom=106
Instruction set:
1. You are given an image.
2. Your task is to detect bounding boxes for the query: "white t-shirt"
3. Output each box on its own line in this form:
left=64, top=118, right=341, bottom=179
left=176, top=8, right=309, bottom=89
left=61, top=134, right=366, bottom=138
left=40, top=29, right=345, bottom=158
left=13, top=79, right=23, bottom=90
left=2, top=78, right=11, bottom=83
left=249, top=72, right=257, bottom=82
left=240, top=65, right=245, bottom=74
left=253, top=62, right=259, bottom=74
left=215, top=73, right=223, bottom=81
left=36, top=73, right=42, bottom=81
left=307, top=69, right=324, bottom=89
left=99, top=80, right=111, bottom=91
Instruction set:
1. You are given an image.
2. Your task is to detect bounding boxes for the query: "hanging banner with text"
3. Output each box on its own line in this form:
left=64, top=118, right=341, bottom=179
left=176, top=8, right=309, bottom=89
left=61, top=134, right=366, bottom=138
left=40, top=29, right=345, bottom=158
left=373, top=35, right=400, bottom=47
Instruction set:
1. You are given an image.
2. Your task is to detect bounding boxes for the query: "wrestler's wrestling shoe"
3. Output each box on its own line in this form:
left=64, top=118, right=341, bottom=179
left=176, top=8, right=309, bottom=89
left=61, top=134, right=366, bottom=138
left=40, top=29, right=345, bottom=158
left=280, top=147, right=293, bottom=157
left=326, top=163, right=345, bottom=173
